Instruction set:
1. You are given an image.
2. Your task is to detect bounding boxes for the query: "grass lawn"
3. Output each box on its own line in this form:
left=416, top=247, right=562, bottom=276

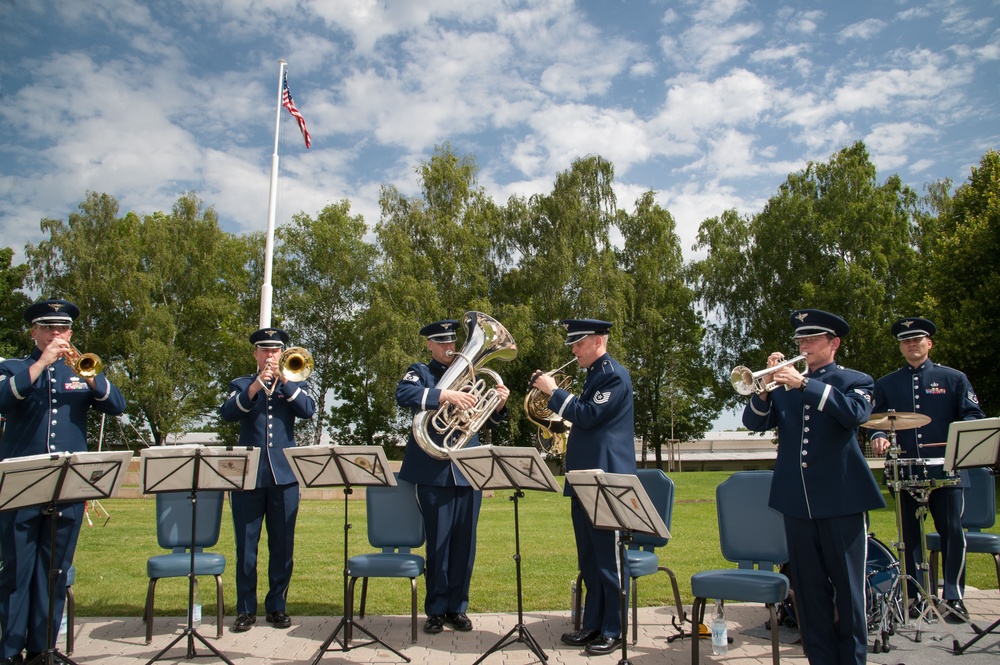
left=71, top=471, right=1000, bottom=617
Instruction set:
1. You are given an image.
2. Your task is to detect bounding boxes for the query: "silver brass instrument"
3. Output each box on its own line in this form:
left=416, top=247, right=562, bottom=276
left=730, top=354, right=807, bottom=396
left=524, top=358, right=576, bottom=456
left=412, top=311, right=518, bottom=459
left=262, top=347, right=314, bottom=396
left=64, top=344, right=102, bottom=378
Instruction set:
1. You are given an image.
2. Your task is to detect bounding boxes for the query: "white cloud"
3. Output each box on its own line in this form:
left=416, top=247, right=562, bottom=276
left=837, top=18, right=887, bottom=42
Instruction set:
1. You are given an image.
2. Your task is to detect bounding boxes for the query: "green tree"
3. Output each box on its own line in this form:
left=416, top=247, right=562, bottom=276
left=0, top=247, right=31, bottom=358
left=691, top=142, right=923, bottom=409
left=921, top=150, right=1000, bottom=415
left=274, top=201, right=377, bottom=445
left=618, top=192, right=717, bottom=465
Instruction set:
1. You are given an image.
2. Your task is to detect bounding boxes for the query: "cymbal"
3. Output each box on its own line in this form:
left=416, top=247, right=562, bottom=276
left=861, top=411, right=931, bottom=431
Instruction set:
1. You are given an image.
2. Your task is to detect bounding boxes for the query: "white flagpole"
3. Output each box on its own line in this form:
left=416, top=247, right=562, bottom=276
left=260, top=59, right=287, bottom=328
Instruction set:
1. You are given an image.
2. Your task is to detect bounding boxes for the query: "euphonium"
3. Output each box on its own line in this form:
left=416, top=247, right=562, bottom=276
left=524, top=358, right=576, bottom=456
left=262, top=347, right=314, bottom=395
left=412, top=312, right=517, bottom=459
left=63, top=344, right=102, bottom=379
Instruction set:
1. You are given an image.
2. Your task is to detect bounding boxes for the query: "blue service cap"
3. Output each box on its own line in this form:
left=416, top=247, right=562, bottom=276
left=24, top=299, right=79, bottom=326
left=560, top=319, right=613, bottom=345
left=790, top=309, right=849, bottom=339
left=892, top=317, right=936, bottom=341
left=420, top=319, right=459, bottom=343
left=250, top=327, right=289, bottom=348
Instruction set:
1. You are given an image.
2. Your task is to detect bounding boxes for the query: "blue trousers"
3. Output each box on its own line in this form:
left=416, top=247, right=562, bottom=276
left=230, top=483, right=299, bottom=615
left=0, top=502, right=84, bottom=658
left=784, top=512, right=868, bottom=665
left=572, top=499, right=628, bottom=639
left=415, top=484, right=480, bottom=615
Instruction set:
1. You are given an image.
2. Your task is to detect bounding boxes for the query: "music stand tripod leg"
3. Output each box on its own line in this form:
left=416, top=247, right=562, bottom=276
left=473, top=490, right=548, bottom=665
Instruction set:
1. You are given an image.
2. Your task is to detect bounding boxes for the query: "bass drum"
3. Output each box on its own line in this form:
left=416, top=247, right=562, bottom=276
left=866, top=535, right=902, bottom=653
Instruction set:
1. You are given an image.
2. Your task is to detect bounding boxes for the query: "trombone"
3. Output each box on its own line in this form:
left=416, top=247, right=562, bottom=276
left=261, top=347, right=314, bottom=395
left=730, top=354, right=807, bottom=396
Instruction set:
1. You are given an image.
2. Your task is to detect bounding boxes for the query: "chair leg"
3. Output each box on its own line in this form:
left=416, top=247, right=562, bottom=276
left=658, top=565, right=687, bottom=625
left=66, top=585, right=75, bottom=654
left=410, top=577, right=418, bottom=643
left=929, top=550, right=940, bottom=597
left=992, top=553, right=1000, bottom=592
left=359, top=577, right=369, bottom=618
left=215, top=574, right=224, bottom=638
left=690, top=597, right=706, bottom=665
left=630, top=577, right=638, bottom=645
left=767, top=603, right=780, bottom=665
left=144, top=579, right=158, bottom=645
left=573, top=570, right=584, bottom=630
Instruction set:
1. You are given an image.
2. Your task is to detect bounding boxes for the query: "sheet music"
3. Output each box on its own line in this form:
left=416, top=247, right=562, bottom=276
left=944, top=417, right=1000, bottom=471
left=449, top=446, right=560, bottom=492
left=140, top=445, right=260, bottom=493
left=565, top=469, right=670, bottom=538
left=0, top=451, right=133, bottom=511
left=283, top=445, right=395, bottom=488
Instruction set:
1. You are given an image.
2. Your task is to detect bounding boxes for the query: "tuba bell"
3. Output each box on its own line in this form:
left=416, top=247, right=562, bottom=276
left=412, top=312, right=517, bottom=459
left=524, top=358, right=576, bottom=456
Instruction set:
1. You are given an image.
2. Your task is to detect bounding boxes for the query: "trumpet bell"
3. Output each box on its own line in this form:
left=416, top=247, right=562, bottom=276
left=65, top=344, right=102, bottom=379
left=279, top=347, right=313, bottom=382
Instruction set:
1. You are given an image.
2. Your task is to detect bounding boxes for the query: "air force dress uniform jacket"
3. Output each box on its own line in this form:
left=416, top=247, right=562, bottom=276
left=396, top=359, right=507, bottom=487
left=0, top=349, right=126, bottom=459
left=220, top=374, right=316, bottom=487
left=742, top=361, right=885, bottom=519
left=553, top=353, right=637, bottom=493
left=872, top=360, right=984, bottom=485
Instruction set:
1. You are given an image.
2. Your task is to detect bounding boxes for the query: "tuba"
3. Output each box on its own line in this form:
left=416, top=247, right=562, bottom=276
left=262, top=347, right=314, bottom=395
left=64, top=344, right=102, bottom=379
left=524, top=358, right=576, bottom=456
left=412, top=312, right=517, bottom=459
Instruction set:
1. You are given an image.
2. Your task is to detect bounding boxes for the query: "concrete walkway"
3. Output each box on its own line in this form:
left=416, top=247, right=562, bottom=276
left=60, top=588, right=998, bottom=665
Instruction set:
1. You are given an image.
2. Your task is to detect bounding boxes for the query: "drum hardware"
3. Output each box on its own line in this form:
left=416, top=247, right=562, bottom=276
left=866, top=411, right=961, bottom=644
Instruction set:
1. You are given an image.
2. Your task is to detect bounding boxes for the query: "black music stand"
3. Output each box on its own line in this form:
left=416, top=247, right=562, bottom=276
left=449, top=446, right=561, bottom=664
left=140, top=445, right=260, bottom=665
left=944, top=418, right=1000, bottom=654
left=283, top=444, right=407, bottom=664
left=565, top=470, right=670, bottom=665
left=0, top=450, right=133, bottom=665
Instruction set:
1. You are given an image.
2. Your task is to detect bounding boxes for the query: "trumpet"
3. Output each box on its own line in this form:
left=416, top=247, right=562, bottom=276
left=524, top=358, right=576, bottom=456
left=730, top=354, right=807, bottom=396
left=261, top=347, right=314, bottom=395
left=63, top=344, right=102, bottom=379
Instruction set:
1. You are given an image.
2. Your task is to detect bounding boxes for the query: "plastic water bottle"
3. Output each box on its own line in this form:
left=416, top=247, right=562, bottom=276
left=711, top=600, right=728, bottom=655
left=191, top=578, right=202, bottom=628
left=569, top=580, right=578, bottom=624
left=58, top=604, right=68, bottom=641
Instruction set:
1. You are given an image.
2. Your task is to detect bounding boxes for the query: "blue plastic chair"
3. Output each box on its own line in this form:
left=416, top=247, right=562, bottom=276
left=927, top=467, right=1000, bottom=596
left=571, top=468, right=686, bottom=644
left=690, top=471, right=789, bottom=665
left=144, top=491, right=227, bottom=643
left=347, top=475, right=426, bottom=643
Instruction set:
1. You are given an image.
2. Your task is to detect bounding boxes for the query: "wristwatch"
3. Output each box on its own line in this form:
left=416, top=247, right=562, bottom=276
left=799, top=377, right=810, bottom=391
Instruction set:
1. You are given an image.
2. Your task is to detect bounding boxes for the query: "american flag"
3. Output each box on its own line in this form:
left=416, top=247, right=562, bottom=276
left=282, top=72, right=312, bottom=149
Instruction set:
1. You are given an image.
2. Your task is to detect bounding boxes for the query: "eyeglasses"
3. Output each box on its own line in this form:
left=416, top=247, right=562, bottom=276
left=36, top=325, right=71, bottom=333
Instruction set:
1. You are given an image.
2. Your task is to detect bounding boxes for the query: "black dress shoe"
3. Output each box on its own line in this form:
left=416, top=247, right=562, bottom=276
left=2, top=655, right=24, bottom=665
left=561, top=628, right=601, bottom=646
left=445, top=612, right=473, bottom=631
left=585, top=635, right=622, bottom=655
left=423, top=614, right=445, bottom=634
left=266, top=610, right=292, bottom=628
left=944, top=599, right=969, bottom=623
left=232, top=613, right=257, bottom=632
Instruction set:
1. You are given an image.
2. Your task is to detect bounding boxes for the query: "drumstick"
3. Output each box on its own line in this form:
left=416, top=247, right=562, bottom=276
left=917, top=442, right=947, bottom=448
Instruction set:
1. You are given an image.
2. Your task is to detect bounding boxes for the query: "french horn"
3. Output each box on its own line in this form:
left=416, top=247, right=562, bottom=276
left=412, top=311, right=517, bottom=459
left=524, top=358, right=576, bottom=456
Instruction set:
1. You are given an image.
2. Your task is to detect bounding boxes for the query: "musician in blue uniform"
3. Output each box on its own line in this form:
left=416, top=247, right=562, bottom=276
left=0, top=299, right=126, bottom=665
left=397, top=319, right=510, bottom=635
left=742, top=309, right=884, bottom=665
left=531, top=319, right=636, bottom=656
left=869, top=317, right=984, bottom=622
left=220, top=328, right=316, bottom=633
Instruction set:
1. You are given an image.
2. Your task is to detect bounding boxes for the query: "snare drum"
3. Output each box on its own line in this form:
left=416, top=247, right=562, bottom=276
left=885, top=457, right=960, bottom=489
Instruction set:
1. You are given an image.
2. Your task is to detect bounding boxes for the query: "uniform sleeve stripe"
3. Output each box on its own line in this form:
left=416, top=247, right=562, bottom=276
left=750, top=400, right=770, bottom=417
left=421, top=388, right=429, bottom=410
left=286, top=387, right=301, bottom=401
left=555, top=394, right=571, bottom=418
left=817, top=384, right=832, bottom=411
left=235, top=393, right=252, bottom=413
left=10, top=377, right=25, bottom=400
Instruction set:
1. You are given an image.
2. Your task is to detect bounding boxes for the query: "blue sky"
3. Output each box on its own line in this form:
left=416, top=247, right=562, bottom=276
left=1, top=0, right=997, bottom=262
